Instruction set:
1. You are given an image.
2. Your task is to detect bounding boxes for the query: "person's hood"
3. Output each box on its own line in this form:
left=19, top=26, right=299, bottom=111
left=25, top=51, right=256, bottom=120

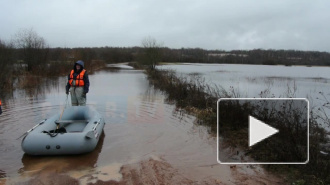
left=73, top=60, right=84, bottom=71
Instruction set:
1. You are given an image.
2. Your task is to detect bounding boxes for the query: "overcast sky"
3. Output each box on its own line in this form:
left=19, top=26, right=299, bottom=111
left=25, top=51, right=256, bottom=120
left=1, top=0, right=329, bottom=51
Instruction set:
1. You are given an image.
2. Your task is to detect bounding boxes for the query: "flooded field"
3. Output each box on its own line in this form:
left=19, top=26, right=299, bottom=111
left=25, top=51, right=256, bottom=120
left=0, top=64, right=284, bottom=184
left=159, top=63, right=330, bottom=99
left=159, top=63, right=330, bottom=131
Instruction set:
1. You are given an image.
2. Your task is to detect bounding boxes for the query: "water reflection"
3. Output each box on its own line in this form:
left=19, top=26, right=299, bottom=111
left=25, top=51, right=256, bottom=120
left=0, top=64, right=225, bottom=184
left=20, top=132, right=105, bottom=173
left=0, top=65, right=160, bottom=179
left=159, top=63, right=330, bottom=131
left=158, top=63, right=330, bottom=99
left=14, top=76, right=64, bottom=98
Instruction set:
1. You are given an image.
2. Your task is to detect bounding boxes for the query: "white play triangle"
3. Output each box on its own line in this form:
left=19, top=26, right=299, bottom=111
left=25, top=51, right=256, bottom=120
left=249, top=115, right=279, bottom=147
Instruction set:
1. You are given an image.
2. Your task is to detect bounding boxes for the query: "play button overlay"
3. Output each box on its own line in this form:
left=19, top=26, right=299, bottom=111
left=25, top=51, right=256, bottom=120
left=217, top=98, right=309, bottom=164
left=249, top=116, right=279, bottom=147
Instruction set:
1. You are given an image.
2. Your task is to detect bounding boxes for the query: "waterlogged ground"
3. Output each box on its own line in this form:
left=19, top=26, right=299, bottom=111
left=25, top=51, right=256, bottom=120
left=0, top=64, right=284, bottom=184
left=159, top=63, right=330, bottom=99
left=159, top=63, right=330, bottom=131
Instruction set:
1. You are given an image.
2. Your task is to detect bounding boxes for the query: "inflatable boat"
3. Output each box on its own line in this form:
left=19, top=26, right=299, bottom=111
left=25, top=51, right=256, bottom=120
left=21, top=106, right=105, bottom=155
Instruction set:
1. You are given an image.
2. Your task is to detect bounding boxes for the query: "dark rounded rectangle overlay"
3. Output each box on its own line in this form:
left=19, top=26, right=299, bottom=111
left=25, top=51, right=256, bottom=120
left=217, top=98, right=309, bottom=164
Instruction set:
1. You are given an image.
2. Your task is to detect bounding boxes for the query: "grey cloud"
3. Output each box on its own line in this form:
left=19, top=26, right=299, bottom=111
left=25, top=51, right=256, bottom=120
left=1, top=0, right=329, bottom=51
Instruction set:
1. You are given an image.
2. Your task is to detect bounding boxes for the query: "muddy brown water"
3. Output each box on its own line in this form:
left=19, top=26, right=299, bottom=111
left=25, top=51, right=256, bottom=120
left=0, top=64, right=284, bottom=184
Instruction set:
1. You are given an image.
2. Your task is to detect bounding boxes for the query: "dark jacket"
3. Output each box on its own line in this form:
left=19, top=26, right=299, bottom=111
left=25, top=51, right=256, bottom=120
left=66, top=60, right=90, bottom=94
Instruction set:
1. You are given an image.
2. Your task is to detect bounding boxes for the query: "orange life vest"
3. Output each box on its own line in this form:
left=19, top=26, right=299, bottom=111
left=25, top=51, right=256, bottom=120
left=0, top=100, right=1, bottom=106
left=69, top=69, right=86, bottom=87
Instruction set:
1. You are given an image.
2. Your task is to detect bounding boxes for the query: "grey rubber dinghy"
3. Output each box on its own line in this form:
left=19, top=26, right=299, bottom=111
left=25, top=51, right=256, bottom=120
left=21, top=106, right=105, bottom=155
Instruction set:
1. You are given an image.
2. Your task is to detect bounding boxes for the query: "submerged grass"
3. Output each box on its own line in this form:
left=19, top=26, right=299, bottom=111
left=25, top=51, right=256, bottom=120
left=146, top=68, right=330, bottom=185
left=146, top=69, right=220, bottom=132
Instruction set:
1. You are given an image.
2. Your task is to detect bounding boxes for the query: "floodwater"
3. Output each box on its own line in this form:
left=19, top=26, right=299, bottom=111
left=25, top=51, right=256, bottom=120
left=0, top=64, right=284, bottom=184
left=159, top=63, right=330, bottom=130
left=159, top=63, right=330, bottom=99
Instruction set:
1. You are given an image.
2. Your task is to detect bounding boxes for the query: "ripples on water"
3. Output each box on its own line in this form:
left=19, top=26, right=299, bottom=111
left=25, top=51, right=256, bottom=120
left=159, top=63, right=330, bottom=130
left=0, top=64, right=217, bottom=184
left=158, top=63, right=330, bottom=99
left=3, top=63, right=323, bottom=183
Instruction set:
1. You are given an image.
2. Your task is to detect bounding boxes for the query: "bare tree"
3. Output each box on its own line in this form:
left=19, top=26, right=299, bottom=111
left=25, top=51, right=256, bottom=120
left=139, top=36, right=163, bottom=70
left=0, top=39, right=13, bottom=89
left=14, top=28, right=49, bottom=72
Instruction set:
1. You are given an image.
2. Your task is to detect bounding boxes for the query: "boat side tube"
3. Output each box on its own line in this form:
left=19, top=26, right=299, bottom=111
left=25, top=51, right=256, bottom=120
left=21, top=106, right=105, bottom=155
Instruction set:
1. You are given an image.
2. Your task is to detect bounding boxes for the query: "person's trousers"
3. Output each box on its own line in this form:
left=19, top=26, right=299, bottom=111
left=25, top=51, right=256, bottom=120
left=70, top=87, right=86, bottom=106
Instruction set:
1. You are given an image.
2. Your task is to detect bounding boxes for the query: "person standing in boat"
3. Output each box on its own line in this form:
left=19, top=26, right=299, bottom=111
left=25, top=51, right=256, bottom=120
left=65, top=60, right=90, bottom=106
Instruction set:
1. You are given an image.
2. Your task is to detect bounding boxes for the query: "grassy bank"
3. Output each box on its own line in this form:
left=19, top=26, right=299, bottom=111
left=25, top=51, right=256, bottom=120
left=146, top=68, right=330, bottom=184
left=147, top=69, right=220, bottom=132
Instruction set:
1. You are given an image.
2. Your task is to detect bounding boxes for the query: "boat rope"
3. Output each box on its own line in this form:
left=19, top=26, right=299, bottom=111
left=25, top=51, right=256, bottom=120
left=43, top=130, right=59, bottom=137
left=42, top=127, right=66, bottom=137
left=44, top=93, right=70, bottom=137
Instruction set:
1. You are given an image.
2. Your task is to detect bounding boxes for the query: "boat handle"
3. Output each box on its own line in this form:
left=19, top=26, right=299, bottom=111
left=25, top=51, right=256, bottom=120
left=92, top=118, right=101, bottom=131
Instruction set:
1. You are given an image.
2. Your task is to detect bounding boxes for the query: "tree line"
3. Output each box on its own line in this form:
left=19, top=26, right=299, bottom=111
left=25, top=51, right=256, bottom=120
left=47, top=46, right=330, bottom=67
left=51, top=47, right=330, bottom=66
left=2, top=29, right=330, bottom=90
